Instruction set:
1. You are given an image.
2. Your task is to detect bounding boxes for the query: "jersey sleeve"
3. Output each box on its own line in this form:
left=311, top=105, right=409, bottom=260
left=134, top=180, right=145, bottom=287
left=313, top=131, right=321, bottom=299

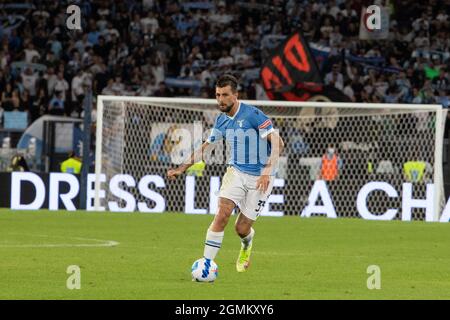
left=252, top=108, right=274, bottom=138
left=207, top=116, right=223, bottom=144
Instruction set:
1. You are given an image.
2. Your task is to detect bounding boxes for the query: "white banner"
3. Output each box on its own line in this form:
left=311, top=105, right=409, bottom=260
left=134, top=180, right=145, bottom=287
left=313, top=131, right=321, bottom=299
left=8, top=172, right=450, bottom=222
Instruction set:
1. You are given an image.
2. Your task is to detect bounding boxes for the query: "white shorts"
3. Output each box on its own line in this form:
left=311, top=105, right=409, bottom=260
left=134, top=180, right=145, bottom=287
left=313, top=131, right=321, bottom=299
left=219, top=166, right=275, bottom=221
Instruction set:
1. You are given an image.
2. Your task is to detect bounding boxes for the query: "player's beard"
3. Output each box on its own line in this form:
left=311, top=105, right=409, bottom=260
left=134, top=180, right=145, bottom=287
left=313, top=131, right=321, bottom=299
left=219, top=102, right=233, bottom=113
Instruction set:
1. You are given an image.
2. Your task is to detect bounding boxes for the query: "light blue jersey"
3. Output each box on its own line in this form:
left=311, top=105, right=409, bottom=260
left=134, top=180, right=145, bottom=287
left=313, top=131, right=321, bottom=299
left=207, top=102, right=275, bottom=176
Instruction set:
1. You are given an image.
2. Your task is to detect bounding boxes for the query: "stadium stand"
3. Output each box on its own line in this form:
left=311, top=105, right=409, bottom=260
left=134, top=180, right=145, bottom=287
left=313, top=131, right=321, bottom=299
left=0, top=0, right=448, bottom=124
left=0, top=0, right=448, bottom=168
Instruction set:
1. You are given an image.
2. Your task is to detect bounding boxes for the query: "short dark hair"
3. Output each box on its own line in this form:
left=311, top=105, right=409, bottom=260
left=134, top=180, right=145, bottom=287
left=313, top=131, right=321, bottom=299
left=216, top=74, right=238, bottom=92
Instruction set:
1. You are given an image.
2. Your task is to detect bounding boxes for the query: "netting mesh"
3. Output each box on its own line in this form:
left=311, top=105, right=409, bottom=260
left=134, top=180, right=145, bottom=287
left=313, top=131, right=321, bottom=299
left=99, top=99, right=445, bottom=220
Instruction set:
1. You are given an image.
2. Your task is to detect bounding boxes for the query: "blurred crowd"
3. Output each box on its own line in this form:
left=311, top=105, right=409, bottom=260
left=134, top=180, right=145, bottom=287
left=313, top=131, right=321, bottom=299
left=0, top=0, right=449, bottom=127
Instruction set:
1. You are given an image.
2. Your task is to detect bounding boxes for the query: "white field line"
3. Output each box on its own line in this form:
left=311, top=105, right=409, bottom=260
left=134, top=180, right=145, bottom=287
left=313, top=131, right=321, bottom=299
left=0, top=234, right=119, bottom=248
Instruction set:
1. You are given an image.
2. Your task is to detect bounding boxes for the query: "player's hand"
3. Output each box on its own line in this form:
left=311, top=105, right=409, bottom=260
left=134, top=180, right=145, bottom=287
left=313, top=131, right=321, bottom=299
left=167, top=168, right=184, bottom=181
left=256, top=175, right=270, bottom=193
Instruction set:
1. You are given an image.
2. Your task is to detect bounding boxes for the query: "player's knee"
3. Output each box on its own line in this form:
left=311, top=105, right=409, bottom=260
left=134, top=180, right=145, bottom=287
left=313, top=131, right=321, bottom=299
left=212, top=209, right=231, bottom=230
left=235, top=222, right=250, bottom=238
left=218, top=198, right=235, bottom=212
left=210, top=198, right=235, bottom=230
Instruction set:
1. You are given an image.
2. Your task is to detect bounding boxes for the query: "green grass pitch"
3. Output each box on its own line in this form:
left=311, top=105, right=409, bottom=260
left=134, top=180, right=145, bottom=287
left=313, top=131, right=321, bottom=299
left=1, top=209, right=450, bottom=299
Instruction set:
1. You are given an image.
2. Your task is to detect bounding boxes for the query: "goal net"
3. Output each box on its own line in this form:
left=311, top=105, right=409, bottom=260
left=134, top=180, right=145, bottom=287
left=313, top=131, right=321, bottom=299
left=94, top=96, right=447, bottom=221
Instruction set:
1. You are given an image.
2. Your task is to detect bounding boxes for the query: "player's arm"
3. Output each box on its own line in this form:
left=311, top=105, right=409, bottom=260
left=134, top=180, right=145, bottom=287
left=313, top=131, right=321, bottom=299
left=252, top=109, right=284, bottom=192
left=256, top=131, right=284, bottom=192
left=167, top=141, right=210, bottom=181
left=261, top=130, right=284, bottom=176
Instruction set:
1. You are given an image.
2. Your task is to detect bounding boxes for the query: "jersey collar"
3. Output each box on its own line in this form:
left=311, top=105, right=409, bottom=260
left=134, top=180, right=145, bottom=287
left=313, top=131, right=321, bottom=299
left=225, top=101, right=241, bottom=120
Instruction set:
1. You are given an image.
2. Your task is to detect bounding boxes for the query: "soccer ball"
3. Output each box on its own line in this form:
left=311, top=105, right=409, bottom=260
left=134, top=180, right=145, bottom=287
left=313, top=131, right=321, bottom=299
left=191, top=258, right=218, bottom=282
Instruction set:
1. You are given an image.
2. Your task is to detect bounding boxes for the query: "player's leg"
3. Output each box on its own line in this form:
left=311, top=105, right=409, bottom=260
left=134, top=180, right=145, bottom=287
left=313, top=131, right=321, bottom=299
left=203, top=197, right=235, bottom=261
left=235, top=212, right=255, bottom=272
left=210, top=197, right=236, bottom=232
left=203, top=167, right=245, bottom=261
left=235, top=212, right=254, bottom=248
left=235, top=174, right=275, bottom=272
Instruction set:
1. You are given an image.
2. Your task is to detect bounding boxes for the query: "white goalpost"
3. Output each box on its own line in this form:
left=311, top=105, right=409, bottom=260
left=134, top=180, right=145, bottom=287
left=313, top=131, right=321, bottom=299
left=94, top=95, right=447, bottom=221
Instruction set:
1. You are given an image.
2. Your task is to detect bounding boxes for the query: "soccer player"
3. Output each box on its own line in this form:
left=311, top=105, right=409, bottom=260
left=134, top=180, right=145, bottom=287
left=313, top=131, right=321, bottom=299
left=167, top=74, right=284, bottom=272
